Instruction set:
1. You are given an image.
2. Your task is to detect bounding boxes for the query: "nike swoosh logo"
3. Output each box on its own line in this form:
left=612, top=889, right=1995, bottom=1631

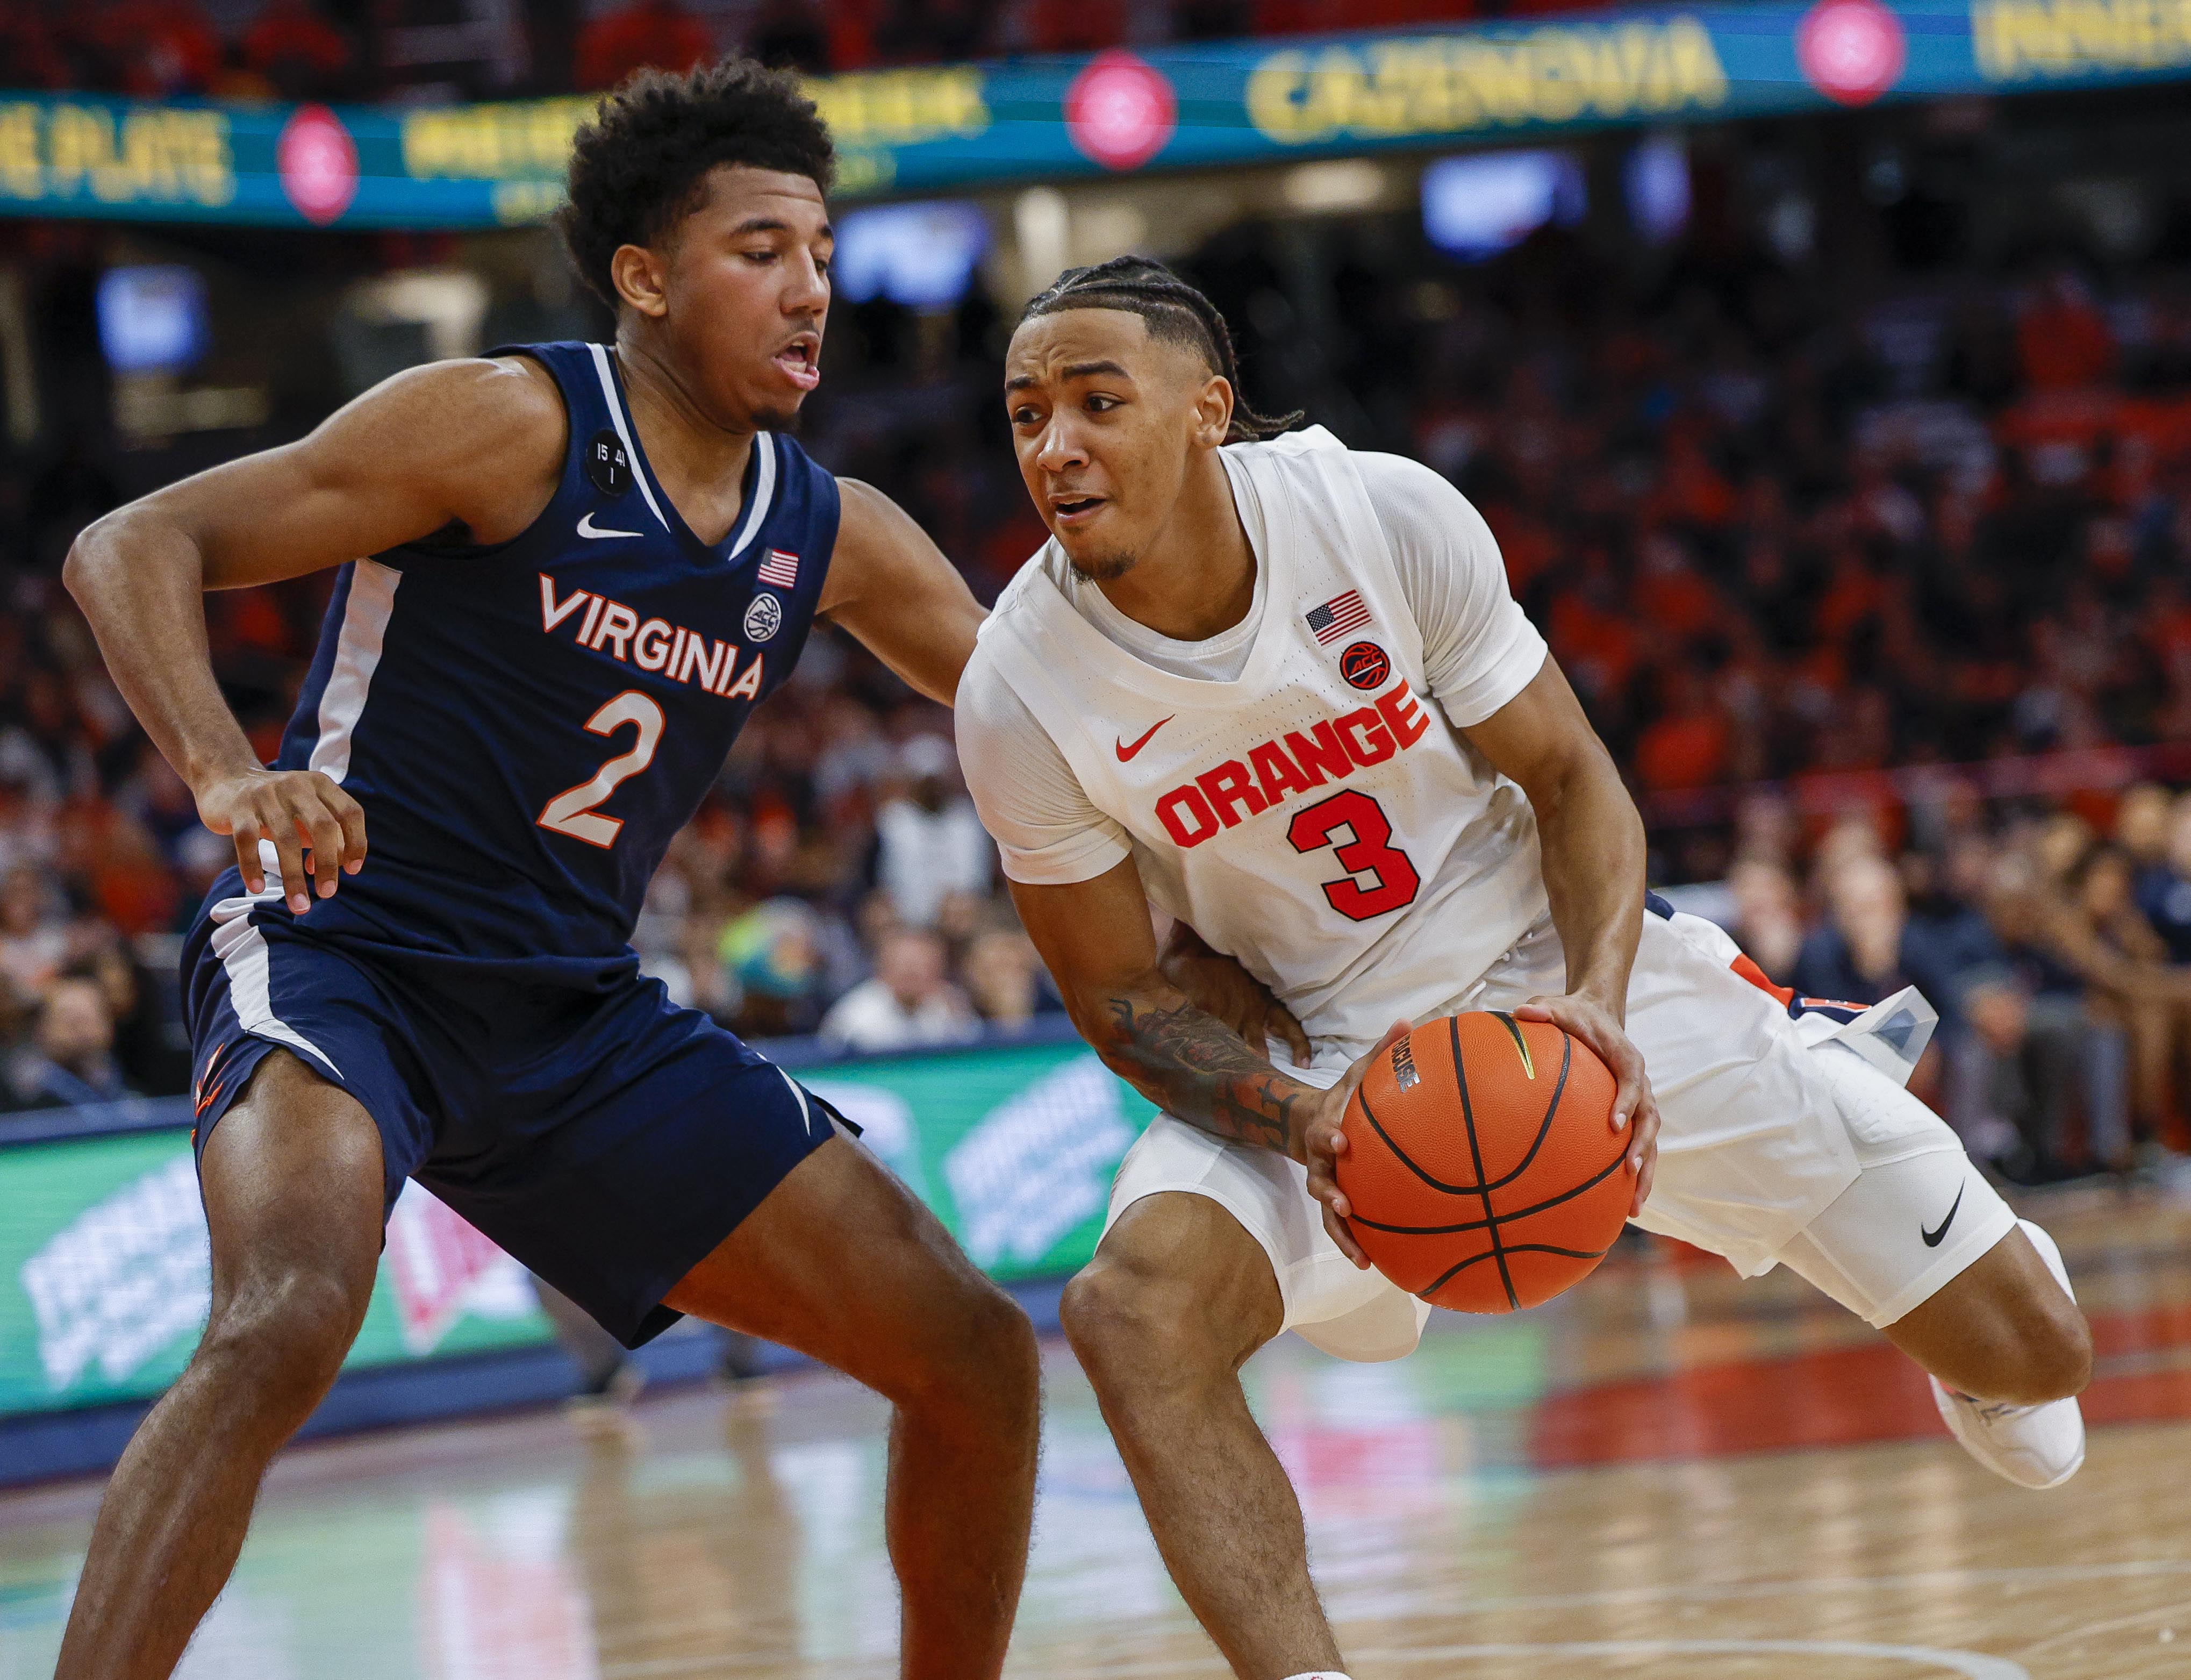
left=1115, top=717, right=1175, bottom=761
left=576, top=512, right=641, bottom=540
left=1922, top=1183, right=1965, bottom=1248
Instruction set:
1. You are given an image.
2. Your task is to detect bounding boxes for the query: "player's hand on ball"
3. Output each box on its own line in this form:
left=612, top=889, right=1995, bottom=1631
left=1302, top=1019, right=1413, bottom=1270
left=1159, top=922, right=1314, bottom=1064
left=1514, top=992, right=1659, bottom=1214
left=197, top=767, right=368, bottom=914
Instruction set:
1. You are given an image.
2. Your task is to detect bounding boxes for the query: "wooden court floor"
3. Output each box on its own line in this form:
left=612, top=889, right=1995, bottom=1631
left=6, top=1183, right=2191, bottom=1679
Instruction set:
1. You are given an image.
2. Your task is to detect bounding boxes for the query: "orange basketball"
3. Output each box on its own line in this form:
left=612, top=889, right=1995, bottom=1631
left=1336, top=1012, right=1628, bottom=1314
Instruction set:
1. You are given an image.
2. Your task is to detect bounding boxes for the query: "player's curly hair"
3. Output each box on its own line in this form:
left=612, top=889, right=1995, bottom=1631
left=1020, top=256, right=1302, bottom=442
left=560, top=58, right=835, bottom=309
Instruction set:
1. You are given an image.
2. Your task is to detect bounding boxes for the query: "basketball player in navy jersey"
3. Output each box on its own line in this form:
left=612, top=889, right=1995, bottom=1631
left=57, top=64, right=1036, bottom=1680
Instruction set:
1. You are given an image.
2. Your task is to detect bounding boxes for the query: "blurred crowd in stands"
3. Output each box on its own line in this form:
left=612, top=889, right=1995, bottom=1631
left=0, top=0, right=1637, bottom=104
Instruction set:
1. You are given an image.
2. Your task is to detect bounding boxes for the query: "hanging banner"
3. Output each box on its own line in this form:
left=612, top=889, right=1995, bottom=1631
left=0, top=0, right=2187, bottom=227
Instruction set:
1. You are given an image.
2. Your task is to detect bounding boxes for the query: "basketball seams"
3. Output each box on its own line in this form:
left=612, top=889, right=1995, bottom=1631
left=1473, top=1020, right=1571, bottom=1196
left=1414, top=1239, right=1618, bottom=1298
left=1344, top=1012, right=1626, bottom=1316
left=1350, top=1023, right=1579, bottom=1197
left=1350, top=1140, right=1633, bottom=1234
left=1354, top=1073, right=1486, bottom=1195
left=1449, top=1013, right=1520, bottom=1311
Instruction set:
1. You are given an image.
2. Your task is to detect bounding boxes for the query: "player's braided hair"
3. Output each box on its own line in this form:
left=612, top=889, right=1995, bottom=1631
left=560, top=58, right=835, bottom=309
left=1020, top=256, right=1302, bottom=443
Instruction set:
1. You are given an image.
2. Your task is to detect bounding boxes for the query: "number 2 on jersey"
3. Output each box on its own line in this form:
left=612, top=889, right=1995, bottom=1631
left=537, top=691, right=664, bottom=849
left=1286, top=789, right=1421, bottom=920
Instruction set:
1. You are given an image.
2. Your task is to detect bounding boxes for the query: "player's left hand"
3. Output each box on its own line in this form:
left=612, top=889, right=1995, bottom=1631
left=1301, top=1019, right=1412, bottom=1270
left=1514, top=992, right=1660, bottom=1214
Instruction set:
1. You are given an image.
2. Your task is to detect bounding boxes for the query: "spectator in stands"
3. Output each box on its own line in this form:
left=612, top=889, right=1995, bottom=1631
left=1725, top=854, right=1802, bottom=984
left=0, top=1, right=73, bottom=89
left=746, top=0, right=830, bottom=71
left=2138, top=790, right=2191, bottom=964
left=1020, top=0, right=1121, bottom=54
left=819, top=925, right=977, bottom=1052
left=0, top=764, right=56, bottom=879
left=3, top=974, right=134, bottom=1110
left=576, top=0, right=714, bottom=90
left=874, top=733, right=993, bottom=928
left=2018, top=269, right=2115, bottom=393
left=91, top=0, right=221, bottom=95
left=1901, top=835, right=2008, bottom=1026
left=82, top=941, right=188, bottom=1095
left=1793, top=852, right=1915, bottom=1006
left=0, top=866, right=70, bottom=1020
left=714, top=896, right=832, bottom=1038
left=2056, top=840, right=2187, bottom=1155
left=239, top=0, right=354, bottom=99
left=876, top=0, right=993, bottom=62
left=960, top=925, right=1047, bottom=1031
left=1979, top=846, right=2133, bottom=1176
left=1947, top=967, right=2050, bottom=1171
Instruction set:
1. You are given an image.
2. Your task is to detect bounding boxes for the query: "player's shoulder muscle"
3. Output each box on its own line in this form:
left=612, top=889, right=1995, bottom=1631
left=313, top=355, right=566, bottom=529
left=145, top=354, right=568, bottom=590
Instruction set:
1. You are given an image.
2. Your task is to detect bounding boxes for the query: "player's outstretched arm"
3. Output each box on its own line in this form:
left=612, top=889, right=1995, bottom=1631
left=820, top=479, right=987, bottom=705
left=1459, top=654, right=1663, bottom=1210
left=64, top=356, right=565, bottom=911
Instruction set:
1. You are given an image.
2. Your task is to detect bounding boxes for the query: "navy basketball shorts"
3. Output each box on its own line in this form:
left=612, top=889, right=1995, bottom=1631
left=181, top=909, right=835, bottom=1348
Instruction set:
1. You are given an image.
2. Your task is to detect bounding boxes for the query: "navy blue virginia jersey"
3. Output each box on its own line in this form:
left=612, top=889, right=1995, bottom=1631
left=266, top=340, right=839, bottom=991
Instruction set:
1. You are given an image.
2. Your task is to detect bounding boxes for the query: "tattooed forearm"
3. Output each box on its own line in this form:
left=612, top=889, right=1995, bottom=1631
left=1096, top=993, right=1312, bottom=1155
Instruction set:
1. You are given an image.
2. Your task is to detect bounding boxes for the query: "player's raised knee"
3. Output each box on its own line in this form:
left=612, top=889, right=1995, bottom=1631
left=1952, top=1272, right=2092, bottom=1405
left=1061, top=1256, right=1228, bottom=1388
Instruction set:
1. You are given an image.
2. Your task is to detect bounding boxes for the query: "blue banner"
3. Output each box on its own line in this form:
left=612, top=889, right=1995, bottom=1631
left=2, top=0, right=2188, bottom=228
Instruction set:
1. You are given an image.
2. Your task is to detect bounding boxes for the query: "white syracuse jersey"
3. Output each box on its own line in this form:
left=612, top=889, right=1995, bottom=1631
left=971, top=426, right=1550, bottom=1054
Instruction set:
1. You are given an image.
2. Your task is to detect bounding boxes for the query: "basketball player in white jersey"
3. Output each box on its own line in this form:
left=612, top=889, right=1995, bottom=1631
left=955, top=259, right=2094, bottom=1680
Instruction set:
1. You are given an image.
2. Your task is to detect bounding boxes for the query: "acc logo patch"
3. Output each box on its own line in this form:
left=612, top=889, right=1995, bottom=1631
left=585, top=430, right=631, bottom=496
left=1339, top=641, right=1391, bottom=691
left=743, top=592, right=784, bottom=642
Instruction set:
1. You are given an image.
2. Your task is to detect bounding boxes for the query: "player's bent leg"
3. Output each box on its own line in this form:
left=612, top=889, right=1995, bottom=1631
left=55, top=1050, right=386, bottom=1680
left=1061, top=1191, right=1341, bottom=1680
left=1882, top=1222, right=2090, bottom=1405
left=661, top=1131, right=1039, bottom=1680
left=1767, top=1060, right=2090, bottom=1489
left=1903, top=1220, right=2089, bottom=1490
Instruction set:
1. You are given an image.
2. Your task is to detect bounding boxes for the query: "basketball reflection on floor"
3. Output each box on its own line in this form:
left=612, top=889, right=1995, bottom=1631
left=3, top=1181, right=2191, bottom=1679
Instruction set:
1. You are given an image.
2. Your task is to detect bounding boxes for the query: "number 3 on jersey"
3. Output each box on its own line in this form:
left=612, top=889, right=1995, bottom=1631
left=538, top=691, right=664, bottom=849
left=1287, top=788, right=1421, bottom=920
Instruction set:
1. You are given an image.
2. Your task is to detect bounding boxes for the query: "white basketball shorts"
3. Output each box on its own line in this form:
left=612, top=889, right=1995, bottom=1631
left=1100, top=907, right=2015, bottom=1361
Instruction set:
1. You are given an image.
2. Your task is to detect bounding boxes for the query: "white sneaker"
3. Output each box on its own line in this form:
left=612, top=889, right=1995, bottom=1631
left=1929, top=1219, right=2086, bottom=1489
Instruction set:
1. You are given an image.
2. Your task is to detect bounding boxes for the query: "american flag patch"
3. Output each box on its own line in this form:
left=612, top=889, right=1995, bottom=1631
left=758, top=549, right=799, bottom=589
left=1305, top=590, right=1371, bottom=644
